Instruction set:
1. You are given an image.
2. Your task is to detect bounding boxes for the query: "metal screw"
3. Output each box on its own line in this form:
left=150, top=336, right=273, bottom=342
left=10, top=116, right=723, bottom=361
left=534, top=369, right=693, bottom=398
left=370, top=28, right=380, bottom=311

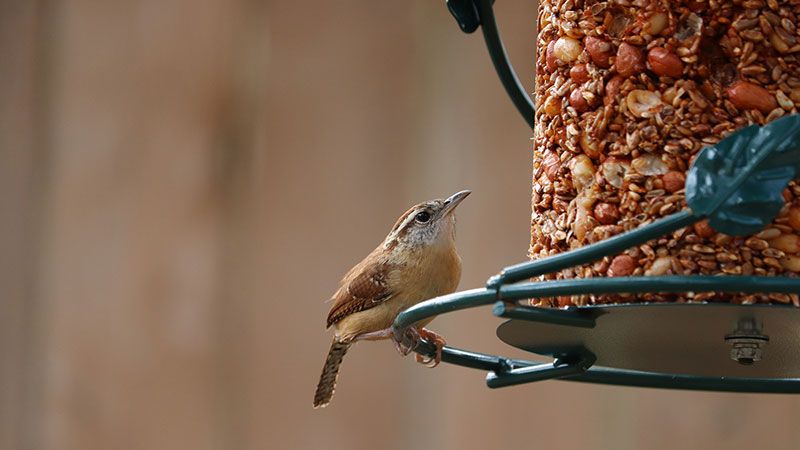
left=724, top=318, right=769, bottom=365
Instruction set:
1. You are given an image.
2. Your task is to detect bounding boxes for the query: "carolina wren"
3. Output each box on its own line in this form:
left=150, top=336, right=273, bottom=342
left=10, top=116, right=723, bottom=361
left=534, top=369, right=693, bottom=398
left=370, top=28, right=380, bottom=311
left=313, top=190, right=470, bottom=408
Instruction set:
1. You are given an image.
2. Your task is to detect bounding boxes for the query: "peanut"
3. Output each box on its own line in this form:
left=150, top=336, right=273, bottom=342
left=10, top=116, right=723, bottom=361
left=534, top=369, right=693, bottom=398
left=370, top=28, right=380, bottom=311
left=545, top=40, right=558, bottom=72
left=631, top=153, right=668, bottom=176
left=601, top=157, right=630, bottom=188
left=662, top=171, right=686, bottom=193
left=693, top=220, right=715, bottom=238
left=615, top=43, right=645, bottom=78
left=569, top=64, right=590, bottom=83
left=569, top=88, right=590, bottom=113
left=726, top=81, right=778, bottom=114
left=648, top=47, right=683, bottom=78
left=580, top=131, right=604, bottom=159
left=571, top=155, right=596, bottom=191
left=594, top=202, right=620, bottom=225
left=554, top=37, right=582, bottom=63
left=626, top=90, right=663, bottom=118
left=608, top=255, right=636, bottom=277
left=543, top=95, right=561, bottom=117
left=585, top=36, right=612, bottom=68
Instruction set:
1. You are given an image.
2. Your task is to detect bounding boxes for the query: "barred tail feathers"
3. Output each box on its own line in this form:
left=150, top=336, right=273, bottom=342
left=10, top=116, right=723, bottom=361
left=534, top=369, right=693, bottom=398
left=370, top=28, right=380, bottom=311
left=313, top=338, right=352, bottom=408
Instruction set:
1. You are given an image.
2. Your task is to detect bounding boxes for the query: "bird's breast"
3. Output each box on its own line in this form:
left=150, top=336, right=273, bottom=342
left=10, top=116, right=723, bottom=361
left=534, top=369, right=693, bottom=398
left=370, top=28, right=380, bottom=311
left=397, top=245, right=461, bottom=304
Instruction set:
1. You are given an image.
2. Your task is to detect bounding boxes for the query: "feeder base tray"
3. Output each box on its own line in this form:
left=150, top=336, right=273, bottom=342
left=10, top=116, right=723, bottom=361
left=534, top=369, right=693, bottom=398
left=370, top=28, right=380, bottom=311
left=497, top=303, right=800, bottom=378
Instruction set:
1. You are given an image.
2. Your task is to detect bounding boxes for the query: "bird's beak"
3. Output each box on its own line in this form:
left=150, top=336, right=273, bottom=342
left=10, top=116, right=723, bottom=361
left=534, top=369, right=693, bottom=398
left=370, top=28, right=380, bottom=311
left=441, top=190, right=471, bottom=216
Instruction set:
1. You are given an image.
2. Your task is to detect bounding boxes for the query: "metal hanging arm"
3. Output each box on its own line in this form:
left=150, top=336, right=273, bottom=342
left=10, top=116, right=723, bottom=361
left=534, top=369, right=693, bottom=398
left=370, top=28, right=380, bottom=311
left=447, top=0, right=536, bottom=130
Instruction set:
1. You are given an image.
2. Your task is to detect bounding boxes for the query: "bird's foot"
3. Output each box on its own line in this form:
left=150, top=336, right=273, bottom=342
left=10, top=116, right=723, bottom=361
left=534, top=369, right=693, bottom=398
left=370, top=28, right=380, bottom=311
left=414, top=328, right=446, bottom=368
left=392, top=327, right=420, bottom=356
left=391, top=327, right=446, bottom=367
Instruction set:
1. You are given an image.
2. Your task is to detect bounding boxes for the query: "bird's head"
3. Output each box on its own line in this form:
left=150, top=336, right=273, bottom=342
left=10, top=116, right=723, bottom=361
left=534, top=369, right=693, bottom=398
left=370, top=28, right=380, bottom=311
left=383, top=190, right=471, bottom=250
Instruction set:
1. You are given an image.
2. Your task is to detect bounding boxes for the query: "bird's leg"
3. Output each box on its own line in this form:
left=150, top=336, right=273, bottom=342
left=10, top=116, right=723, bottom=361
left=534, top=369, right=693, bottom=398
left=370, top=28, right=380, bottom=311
left=414, top=328, right=446, bottom=368
left=353, top=328, right=394, bottom=342
left=358, top=327, right=424, bottom=356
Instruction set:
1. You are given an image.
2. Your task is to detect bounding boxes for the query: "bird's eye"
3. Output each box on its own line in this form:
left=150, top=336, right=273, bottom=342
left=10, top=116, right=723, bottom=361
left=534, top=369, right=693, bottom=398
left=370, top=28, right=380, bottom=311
left=415, top=211, right=431, bottom=223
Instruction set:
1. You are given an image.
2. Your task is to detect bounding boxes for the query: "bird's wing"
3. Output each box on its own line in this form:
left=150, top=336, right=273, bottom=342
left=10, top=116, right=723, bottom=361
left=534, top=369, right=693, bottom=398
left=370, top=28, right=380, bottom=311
left=326, top=261, right=394, bottom=328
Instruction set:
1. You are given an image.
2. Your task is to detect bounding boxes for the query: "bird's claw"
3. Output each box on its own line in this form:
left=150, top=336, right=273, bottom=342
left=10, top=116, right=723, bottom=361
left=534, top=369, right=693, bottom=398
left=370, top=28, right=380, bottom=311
left=414, top=328, right=446, bottom=368
left=392, top=327, right=446, bottom=367
left=392, top=327, right=445, bottom=367
left=392, top=327, right=420, bottom=356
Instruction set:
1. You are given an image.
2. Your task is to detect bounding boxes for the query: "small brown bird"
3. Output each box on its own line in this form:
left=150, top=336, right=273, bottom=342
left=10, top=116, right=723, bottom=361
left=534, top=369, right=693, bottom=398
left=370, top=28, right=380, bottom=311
left=313, top=190, right=470, bottom=408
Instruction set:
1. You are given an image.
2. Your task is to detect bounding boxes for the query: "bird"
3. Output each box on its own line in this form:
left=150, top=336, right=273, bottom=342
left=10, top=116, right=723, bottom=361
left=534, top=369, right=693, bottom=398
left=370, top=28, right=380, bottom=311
left=313, top=190, right=470, bottom=408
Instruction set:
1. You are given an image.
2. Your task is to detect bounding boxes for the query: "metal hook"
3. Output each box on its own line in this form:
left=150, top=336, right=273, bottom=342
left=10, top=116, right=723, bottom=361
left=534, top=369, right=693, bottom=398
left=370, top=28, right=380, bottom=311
left=446, top=0, right=535, bottom=130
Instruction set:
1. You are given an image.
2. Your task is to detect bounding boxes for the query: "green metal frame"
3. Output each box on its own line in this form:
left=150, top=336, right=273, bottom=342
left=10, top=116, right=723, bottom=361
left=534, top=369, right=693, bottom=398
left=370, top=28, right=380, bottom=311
left=393, top=261, right=800, bottom=394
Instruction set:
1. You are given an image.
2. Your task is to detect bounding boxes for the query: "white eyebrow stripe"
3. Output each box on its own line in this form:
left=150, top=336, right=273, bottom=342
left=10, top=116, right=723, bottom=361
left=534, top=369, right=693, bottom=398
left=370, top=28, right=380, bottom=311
left=385, top=211, right=418, bottom=245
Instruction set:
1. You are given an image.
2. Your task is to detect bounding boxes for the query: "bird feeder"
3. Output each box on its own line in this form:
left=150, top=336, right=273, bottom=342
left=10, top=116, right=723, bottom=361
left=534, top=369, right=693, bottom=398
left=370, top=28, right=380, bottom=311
left=392, top=0, right=800, bottom=393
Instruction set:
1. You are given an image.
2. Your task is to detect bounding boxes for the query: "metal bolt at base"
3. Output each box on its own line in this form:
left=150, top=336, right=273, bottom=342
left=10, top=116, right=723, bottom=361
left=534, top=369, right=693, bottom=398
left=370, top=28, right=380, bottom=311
left=730, top=343, right=761, bottom=366
left=725, top=318, right=769, bottom=366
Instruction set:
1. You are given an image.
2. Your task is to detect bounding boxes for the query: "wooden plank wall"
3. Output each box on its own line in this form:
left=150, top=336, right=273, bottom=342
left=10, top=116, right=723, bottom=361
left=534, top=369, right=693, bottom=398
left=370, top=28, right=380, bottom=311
left=2, top=1, right=800, bottom=449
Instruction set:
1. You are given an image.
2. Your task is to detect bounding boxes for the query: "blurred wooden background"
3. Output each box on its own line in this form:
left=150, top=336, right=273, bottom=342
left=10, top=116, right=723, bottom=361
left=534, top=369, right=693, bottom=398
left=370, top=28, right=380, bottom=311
left=3, top=1, right=800, bottom=449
